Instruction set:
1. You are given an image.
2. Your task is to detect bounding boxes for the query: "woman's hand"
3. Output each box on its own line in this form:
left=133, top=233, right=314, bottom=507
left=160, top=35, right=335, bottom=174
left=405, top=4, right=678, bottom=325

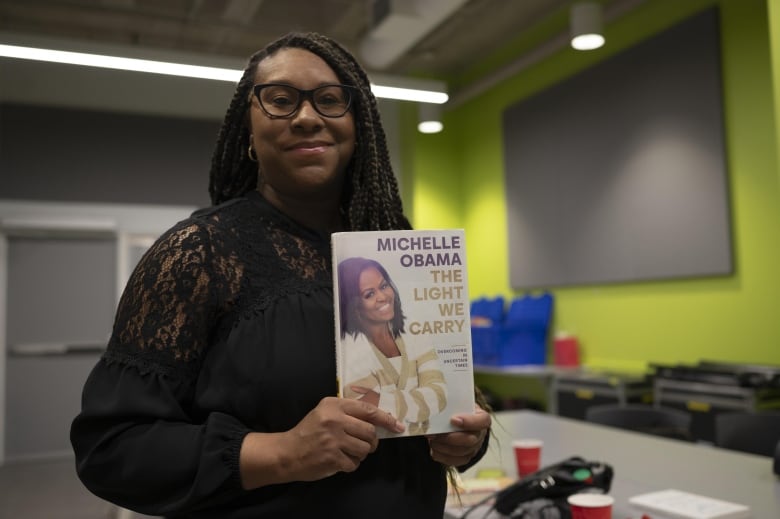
left=239, top=396, right=404, bottom=489
left=426, top=406, right=491, bottom=467
left=350, top=385, right=380, bottom=407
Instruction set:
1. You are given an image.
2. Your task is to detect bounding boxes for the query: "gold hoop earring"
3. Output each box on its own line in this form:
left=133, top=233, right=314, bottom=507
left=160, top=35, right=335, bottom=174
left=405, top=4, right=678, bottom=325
left=247, top=142, right=258, bottom=162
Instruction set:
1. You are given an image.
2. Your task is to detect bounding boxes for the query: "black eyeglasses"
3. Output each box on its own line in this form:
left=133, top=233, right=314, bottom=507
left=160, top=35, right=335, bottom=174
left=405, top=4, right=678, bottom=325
left=251, top=83, right=356, bottom=118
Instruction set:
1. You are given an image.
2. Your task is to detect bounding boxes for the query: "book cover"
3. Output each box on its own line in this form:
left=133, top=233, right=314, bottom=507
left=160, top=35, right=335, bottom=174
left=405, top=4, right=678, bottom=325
left=332, top=229, right=475, bottom=438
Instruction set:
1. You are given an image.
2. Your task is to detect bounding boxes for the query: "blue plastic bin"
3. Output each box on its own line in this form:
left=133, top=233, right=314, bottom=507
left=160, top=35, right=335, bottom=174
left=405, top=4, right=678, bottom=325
left=470, top=296, right=505, bottom=365
left=498, top=293, right=553, bottom=365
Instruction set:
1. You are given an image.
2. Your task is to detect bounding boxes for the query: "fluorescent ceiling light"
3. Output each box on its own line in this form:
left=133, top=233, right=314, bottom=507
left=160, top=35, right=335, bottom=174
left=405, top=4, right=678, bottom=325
left=0, top=44, right=242, bottom=82
left=0, top=43, right=448, bottom=104
left=370, top=84, right=448, bottom=104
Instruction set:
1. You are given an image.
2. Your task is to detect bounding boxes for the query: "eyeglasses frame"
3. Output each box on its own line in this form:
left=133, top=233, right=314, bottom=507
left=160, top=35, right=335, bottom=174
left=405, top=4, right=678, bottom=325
left=250, top=83, right=358, bottom=119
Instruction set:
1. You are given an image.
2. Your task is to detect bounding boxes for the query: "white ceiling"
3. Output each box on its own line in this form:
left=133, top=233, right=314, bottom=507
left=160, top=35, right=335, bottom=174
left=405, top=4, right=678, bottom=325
left=0, top=0, right=640, bottom=118
left=0, top=0, right=584, bottom=76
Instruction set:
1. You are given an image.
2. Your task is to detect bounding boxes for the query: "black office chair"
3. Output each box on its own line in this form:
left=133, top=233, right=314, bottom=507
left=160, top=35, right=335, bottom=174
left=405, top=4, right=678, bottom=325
left=584, top=404, right=693, bottom=441
left=714, top=411, right=780, bottom=457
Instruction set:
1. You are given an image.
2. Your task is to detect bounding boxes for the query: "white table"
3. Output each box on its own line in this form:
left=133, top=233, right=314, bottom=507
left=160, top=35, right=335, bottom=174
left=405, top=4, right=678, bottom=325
left=447, top=410, right=780, bottom=518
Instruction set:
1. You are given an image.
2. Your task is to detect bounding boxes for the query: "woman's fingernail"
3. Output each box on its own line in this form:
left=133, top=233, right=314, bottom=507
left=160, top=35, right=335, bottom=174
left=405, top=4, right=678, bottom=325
left=395, top=420, right=406, bottom=432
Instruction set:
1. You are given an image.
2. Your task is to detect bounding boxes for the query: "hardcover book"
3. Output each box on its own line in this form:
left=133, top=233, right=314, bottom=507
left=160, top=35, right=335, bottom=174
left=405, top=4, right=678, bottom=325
left=332, top=229, right=475, bottom=438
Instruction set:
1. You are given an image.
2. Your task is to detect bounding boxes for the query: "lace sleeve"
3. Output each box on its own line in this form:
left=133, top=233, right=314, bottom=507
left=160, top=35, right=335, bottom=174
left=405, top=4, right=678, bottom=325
left=105, top=219, right=239, bottom=380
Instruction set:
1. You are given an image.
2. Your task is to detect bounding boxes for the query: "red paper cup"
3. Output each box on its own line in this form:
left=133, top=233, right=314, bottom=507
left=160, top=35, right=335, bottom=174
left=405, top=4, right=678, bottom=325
left=567, top=493, right=614, bottom=519
left=512, top=439, right=542, bottom=477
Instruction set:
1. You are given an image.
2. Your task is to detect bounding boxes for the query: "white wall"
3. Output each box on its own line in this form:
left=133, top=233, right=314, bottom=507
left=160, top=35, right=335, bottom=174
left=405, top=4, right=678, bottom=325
left=0, top=201, right=197, bottom=463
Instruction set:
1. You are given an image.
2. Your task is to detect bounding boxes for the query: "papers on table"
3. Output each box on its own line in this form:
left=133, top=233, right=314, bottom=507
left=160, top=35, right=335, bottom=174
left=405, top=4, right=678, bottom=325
left=629, top=489, right=750, bottom=519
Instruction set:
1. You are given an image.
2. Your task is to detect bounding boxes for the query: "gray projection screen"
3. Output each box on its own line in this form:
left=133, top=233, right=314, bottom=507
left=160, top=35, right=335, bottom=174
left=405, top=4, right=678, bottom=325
left=503, top=8, right=732, bottom=289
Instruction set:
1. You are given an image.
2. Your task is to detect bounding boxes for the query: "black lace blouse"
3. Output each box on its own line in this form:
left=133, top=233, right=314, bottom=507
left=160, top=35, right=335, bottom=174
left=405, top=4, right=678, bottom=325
left=71, top=191, right=457, bottom=518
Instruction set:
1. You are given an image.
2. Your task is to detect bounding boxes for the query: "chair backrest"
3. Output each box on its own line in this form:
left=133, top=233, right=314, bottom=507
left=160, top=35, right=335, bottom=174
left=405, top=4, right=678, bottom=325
left=585, top=404, right=693, bottom=441
left=714, top=411, right=780, bottom=457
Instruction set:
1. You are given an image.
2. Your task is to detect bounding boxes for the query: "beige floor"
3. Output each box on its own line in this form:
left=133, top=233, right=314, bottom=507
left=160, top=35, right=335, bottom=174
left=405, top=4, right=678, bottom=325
left=0, top=457, right=159, bottom=519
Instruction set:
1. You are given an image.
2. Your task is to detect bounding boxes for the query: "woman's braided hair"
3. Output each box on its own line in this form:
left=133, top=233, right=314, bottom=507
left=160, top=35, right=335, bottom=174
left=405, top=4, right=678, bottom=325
left=208, top=31, right=410, bottom=231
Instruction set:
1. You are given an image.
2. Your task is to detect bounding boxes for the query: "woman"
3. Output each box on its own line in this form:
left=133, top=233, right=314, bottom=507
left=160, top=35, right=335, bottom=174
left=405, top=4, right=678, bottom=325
left=338, top=257, right=447, bottom=436
left=71, top=32, right=490, bottom=518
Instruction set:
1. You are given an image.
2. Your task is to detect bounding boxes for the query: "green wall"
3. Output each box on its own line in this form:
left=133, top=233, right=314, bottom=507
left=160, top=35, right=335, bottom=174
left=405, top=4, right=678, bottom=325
left=404, top=0, right=780, bottom=372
